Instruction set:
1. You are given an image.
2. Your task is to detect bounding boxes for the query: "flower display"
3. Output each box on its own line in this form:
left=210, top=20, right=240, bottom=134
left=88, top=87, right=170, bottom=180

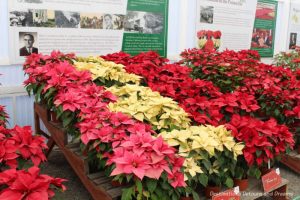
left=160, top=125, right=244, bottom=187
left=274, top=50, right=300, bottom=71
left=107, top=84, right=191, bottom=131
left=23, top=52, right=187, bottom=200
left=0, top=167, right=66, bottom=200
left=75, top=56, right=141, bottom=85
left=226, top=115, right=295, bottom=167
left=0, top=125, right=47, bottom=169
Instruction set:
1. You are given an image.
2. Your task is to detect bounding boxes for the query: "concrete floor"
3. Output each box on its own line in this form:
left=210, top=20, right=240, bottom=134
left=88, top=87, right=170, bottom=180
left=41, top=150, right=300, bottom=200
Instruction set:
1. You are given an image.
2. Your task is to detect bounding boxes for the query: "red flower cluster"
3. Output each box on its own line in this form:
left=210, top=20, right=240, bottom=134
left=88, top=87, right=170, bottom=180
left=0, top=167, right=66, bottom=200
left=226, top=115, right=295, bottom=166
left=23, top=52, right=186, bottom=188
left=0, top=125, right=47, bottom=168
left=179, top=48, right=300, bottom=126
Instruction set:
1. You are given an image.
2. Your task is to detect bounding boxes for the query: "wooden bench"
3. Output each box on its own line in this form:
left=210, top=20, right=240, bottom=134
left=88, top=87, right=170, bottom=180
left=281, top=151, right=300, bottom=174
left=34, top=103, right=125, bottom=200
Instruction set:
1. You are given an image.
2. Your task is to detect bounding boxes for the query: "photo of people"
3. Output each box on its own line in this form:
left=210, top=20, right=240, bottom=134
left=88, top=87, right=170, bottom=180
left=251, top=29, right=273, bottom=49
left=200, top=6, right=214, bottom=24
left=19, top=32, right=38, bottom=57
left=9, top=10, right=33, bottom=27
left=81, top=13, right=103, bottom=29
left=124, top=11, right=164, bottom=34
left=289, top=33, right=297, bottom=50
left=255, top=2, right=276, bottom=20
left=103, top=14, right=114, bottom=29
left=55, top=11, right=80, bottom=28
left=29, top=9, right=55, bottom=27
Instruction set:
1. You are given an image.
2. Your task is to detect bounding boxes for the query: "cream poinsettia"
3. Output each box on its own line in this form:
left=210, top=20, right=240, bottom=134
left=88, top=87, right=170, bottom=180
left=75, top=56, right=141, bottom=84
left=159, top=125, right=244, bottom=180
left=107, top=84, right=191, bottom=131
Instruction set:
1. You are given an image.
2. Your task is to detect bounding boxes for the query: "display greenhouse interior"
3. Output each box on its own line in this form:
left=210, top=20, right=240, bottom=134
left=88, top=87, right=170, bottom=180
left=0, top=0, right=300, bottom=199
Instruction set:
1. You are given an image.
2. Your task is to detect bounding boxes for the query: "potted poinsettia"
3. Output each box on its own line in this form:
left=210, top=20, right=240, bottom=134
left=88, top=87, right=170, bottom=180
left=160, top=125, right=244, bottom=199
left=226, top=115, right=295, bottom=177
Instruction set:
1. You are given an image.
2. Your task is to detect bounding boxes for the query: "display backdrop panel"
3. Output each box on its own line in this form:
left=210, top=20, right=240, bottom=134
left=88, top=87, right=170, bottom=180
left=287, top=2, right=300, bottom=50
left=8, top=0, right=169, bottom=64
left=196, top=0, right=258, bottom=51
left=251, top=0, right=278, bottom=57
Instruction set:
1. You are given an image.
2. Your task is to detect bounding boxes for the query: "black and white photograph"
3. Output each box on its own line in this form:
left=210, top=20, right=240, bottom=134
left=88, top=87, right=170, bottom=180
left=124, top=11, right=164, bottom=34
left=29, top=9, right=55, bottom=27
left=19, top=32, right=38, bottom=57
left=289, top=33, right=297, bottom=49
left=200, top=6, right=214, bottom=24
left=9, top=10, right=33, bottom=27
left=55, top=11, right=80, bottom=28
left=81, top=13, right=103, bottom=29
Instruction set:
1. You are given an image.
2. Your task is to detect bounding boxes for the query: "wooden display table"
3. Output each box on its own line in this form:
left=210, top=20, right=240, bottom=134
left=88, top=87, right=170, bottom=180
left=34, top=103, right=125, bottom=200
left=34, top=102, right=290, bottom=200
left=281, top=151, right=300, bottom=174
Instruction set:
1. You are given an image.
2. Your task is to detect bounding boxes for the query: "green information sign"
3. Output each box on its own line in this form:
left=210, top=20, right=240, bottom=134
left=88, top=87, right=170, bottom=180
left=251, top=0, right=278, bottom=57
left=122, top=0, right=169, bottom=57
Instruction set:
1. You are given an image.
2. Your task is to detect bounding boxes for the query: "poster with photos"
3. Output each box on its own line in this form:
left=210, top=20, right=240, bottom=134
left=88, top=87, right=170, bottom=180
left=251, top=0, right=278, bottom=57
left=196, top=0, right=258, bottom=51
left=8, top=0, right=169, bottom=64
left=287, top=2, right=300, bottom=50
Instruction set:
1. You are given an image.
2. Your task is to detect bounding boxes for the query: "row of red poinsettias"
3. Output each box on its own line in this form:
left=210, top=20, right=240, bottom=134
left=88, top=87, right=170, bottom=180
left=102, top=51, right=295, bottom=168
left=0, top=105, right=66, bottom=200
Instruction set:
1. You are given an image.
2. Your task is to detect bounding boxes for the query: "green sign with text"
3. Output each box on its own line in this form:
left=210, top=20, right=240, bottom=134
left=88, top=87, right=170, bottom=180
left=122, top=0, right=169, bottom=57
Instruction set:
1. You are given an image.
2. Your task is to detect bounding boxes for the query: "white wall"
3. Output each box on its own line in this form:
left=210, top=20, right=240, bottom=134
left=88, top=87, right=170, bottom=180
left=0, top=0, right=293, bottom=128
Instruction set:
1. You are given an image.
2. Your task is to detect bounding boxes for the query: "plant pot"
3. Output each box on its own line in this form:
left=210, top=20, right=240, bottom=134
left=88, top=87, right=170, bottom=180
left=204, top=185, right=221, bottom=199
left=260, top=167, right=272, bottom=176
left=233, top=178, right=249, bottom=191
left=180, top=197, right=193, bottom=200
left=50, top=111, right=60, bottom=123
left=111, top=180, right=126, bottom=187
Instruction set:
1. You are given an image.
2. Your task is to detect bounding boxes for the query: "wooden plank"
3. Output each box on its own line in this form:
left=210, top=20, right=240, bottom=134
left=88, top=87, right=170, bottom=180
left=94, top=177, right=111, bottom=185
left=107, top=187, right=125, bottom=199
left=87, top=172, right=106, bottom=180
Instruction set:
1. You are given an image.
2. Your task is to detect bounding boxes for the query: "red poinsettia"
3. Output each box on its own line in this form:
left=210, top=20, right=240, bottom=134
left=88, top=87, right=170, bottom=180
left=226, top=115, right=295, bottom=166
left=0, top=167, right=66, bottom=200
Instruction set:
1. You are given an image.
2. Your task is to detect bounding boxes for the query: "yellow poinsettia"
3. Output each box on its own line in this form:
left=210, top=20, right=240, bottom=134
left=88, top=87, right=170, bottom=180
left=159, top=125, right=245, bottom=179
left=74, top=56, right=141, bottom=84
left=107, top=84, right=191, bottom=131
left=183, top=157, right=203, bottom=180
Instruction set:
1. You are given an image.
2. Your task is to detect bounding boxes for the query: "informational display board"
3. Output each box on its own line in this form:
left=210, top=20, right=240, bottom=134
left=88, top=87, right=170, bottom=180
left=251, top=0, right=278, bottom=57
left=287, top=2, right=300, bottom=50
left=8, top=0, right=168, bottom=64
left=122, top=0, right=168, bottom=57
left=196, top=0, right=258, bottom=51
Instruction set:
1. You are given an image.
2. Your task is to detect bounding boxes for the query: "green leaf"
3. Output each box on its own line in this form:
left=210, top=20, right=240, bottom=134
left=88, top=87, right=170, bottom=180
left=225, top=178, right=234, bottom=188
left=146, top=179, right=157, bottom=193
left=121, top=187, right=134, bottom=200
left=136, top=180, right=143, bottom=194
left=199, top=174, right=208, bottom=187
left=192, top=191, right=200, bottom=200
left=63, top=116, right=73, bottom=127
